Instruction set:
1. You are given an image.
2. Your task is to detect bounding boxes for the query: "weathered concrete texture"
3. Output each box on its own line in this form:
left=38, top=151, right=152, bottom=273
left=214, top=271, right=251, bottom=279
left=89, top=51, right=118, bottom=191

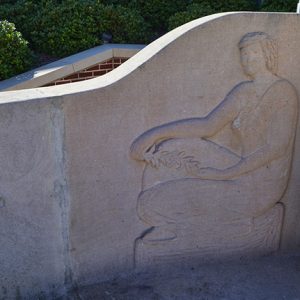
left=0, top=100, right=68, bottom=299
left=0, top=12, right=300, bottom=298
left=63, top=253, right=300, bottom=300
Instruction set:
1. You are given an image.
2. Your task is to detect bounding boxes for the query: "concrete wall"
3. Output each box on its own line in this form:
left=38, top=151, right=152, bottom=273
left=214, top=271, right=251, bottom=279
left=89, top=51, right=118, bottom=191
left=0, top=12, right=300, bottom=299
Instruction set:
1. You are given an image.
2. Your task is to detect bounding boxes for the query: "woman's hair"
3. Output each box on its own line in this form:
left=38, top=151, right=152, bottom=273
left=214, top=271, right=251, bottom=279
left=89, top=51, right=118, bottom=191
left=239, top=32, right=278, bottom=74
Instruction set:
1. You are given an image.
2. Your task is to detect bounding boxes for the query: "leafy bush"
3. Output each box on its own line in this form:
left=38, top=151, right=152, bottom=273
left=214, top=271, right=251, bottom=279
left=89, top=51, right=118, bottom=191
left=28, top=0, right=100, bottom=57
left=0, top=20, right=34, bottom=80
left=260, top=0, right=298, bottom=12
left=0, top=0, right=150, bottom=58
left=208, top=0, right=257, bottom=11
left=0, top=0, right=19, bottom=3
left=1, top=0, right=40, bottom=38
left=128, top=0, right=189, bottom=39
left=169, top=0, right=257, bottom=30
left=93, top=4, right=150, bottom=44
left=169, top=3, right=216, bottom=30
left=101, top=0, right=133, bottom=5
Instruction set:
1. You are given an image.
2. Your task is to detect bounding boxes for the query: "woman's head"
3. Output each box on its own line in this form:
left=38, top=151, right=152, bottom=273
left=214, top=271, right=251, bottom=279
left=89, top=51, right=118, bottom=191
left=239, top=32, right=278, bottom=76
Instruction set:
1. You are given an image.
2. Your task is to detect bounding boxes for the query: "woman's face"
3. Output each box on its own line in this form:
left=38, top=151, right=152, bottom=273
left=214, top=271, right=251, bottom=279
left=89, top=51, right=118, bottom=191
left=240, top=42, right=267, bottom=78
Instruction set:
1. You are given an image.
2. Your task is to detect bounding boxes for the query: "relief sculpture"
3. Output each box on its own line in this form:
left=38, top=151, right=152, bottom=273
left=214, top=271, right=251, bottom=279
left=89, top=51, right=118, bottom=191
left=130, top=32, right=298, bottom=267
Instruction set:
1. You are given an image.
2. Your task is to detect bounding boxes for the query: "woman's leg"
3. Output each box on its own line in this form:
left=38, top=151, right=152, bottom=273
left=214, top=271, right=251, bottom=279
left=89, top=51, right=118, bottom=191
left=137, top=178, right=248, bottom=227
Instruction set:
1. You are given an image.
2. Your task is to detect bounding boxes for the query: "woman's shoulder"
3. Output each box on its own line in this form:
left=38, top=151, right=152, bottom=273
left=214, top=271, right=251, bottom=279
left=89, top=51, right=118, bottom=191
left=262, top=77, right=298, bottom=114
left=269, top=77, right=296, bottom=89
left=232, top=80, right=253, bottom=91
left=226, top=80, right=253, bottom=98
left=265, top=77, right=298, bottom=102
left=233, top=77, right=296, bottom=93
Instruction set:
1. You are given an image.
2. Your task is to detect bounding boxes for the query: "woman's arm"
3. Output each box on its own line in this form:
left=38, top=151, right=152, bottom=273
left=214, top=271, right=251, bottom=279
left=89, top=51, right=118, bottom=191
left=130, top=83, right=245, bottom=161
left=195, top=87, right=298, bottom=180
left=130, top=117, right=213, bottom=161
left=195, top=145, right=277, bottom=180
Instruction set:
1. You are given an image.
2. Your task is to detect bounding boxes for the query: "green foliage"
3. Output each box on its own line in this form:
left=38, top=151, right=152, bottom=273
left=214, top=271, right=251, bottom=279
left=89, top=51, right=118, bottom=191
left=207, top=0, right=257, bottom=11
left=0, top=0, right=41, bottom=40
left=93, top=4, right=150, bottom=44
left=169, top=0, right=257, bottom=30
left=0, top=20, right=34, bottom=80
left=101, top=0, right=132, bottom=5
left=128, top=0, right=189, bottom=39
left=169, top=3, right=215, bottom=30
left=0, top=0, right=19, bottom=3
left=260, top=0, right=298, bottom=12
left=29, top=0, right=101, bottom=57
left=0, top=0, right=149, bottom=58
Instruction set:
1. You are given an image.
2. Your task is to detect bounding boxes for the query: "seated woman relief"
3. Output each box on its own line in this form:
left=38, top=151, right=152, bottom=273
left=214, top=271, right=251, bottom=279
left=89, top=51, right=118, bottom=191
left=130, top=32, right=298, bottom=267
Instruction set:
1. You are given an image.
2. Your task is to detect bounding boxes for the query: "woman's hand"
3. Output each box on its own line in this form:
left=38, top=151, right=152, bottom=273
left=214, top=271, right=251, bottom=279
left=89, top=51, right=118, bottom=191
left=130, top=129, right=160, bottom=161
left=143, top=144, right=160, bottom=168
left=130, top=136, right=161, bottom=167
left=130, top=136, right=150, bottom=161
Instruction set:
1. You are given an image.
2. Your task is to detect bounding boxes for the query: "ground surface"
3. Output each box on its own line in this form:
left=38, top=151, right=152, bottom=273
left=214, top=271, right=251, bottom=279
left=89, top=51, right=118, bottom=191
left=63, top=253, right=300, bottom=300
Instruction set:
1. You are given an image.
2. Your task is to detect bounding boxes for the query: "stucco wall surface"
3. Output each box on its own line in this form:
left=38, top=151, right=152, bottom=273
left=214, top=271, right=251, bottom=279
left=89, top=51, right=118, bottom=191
left=0, top=12, right=300, bottom=298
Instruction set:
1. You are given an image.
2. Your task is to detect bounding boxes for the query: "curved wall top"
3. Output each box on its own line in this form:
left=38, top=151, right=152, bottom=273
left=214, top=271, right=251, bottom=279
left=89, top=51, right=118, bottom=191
left=0, top=44, right=144, bottom=91
left=0, top=13, right=233, bottom=103
left=1, top=12, right=300, bottom=299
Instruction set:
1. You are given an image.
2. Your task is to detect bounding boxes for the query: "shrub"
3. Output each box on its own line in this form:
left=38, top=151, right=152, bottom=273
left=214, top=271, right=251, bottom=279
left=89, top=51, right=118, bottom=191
left=93, top=4, right=150, bottom=44
left=128, top=0, right=189, bottom=39
left=101, top=0, right=132, bottom=5
left=0, top=20, right=34, bottom=80
left=0, top=0, right=19, bottom=3
left=260, top=0, right=298, bottom=12
left=1, top=0, right=149, bottom=58
left=208, top=0, right=257, bottom=11
left=27, top=0, right=100, bottom=57
left=0, top=0, right=44, bottom=62
left=168, top=3, right=216, bottom=30
left=168, top=0, right=257, bottom=30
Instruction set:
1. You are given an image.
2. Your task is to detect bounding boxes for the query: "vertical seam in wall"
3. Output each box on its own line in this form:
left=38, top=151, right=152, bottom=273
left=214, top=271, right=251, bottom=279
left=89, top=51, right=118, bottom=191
left=50, top=99, right=74, bottom=295
left=111, top=48, right=116, bottom=58
left=71, top=63, right=76, bottom=74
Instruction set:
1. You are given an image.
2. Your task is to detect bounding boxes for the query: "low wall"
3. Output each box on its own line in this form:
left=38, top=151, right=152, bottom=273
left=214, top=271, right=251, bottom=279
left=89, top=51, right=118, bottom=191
left=0, top=44, right=144, bottom=91
left=0, top=12, right=300, bottom=299
left=43, top=57, right=129, bottom=86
